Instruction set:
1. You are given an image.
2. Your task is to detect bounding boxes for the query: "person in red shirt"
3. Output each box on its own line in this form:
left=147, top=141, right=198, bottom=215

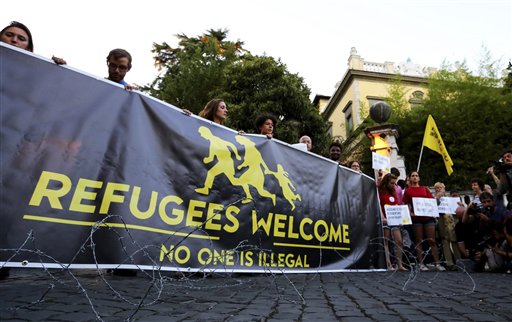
left=378, top=173, right=407, bottom=271
left=402, top=171, right=445, bottom=271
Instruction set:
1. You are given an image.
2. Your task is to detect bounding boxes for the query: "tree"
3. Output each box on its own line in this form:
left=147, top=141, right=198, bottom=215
left=220, top=55, right=330, bottom=152
left=395, top=62, right=512, bottom=190
left=147, top=29, right=247, bottom=113
left=386, top=75, right=411, bottom=123
left=147, top=29, right=331, bottom=152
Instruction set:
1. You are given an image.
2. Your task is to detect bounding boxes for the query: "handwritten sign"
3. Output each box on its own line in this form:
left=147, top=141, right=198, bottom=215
left=384, top=205, right=412, bottom=226
left=437, top=197, right=460, bottom=214
left=412, top=197, right=439, bottom=217
left=372, top=152, right=390, bottom=172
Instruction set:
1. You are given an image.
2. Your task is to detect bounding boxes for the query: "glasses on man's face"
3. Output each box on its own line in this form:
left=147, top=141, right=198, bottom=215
left=108, top=62, right=129, bottom=72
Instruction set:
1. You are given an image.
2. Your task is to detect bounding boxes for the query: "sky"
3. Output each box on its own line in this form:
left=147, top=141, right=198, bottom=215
left=2, top=0, right=511, bottom=98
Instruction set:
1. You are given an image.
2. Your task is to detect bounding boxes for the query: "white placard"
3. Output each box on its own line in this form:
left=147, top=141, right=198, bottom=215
left=372, top=152, right=390, bottom=172
left=437, top=197, right=460, bottom=214
left=384, top=205, right=412, bottom=226
left=412, top=197, right=439, bottom=217
left=291, top=143, right=308, bottom=151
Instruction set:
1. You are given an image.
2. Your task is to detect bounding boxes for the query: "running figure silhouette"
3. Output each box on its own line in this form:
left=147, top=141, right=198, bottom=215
left=195, top=126, right=241, bottom=195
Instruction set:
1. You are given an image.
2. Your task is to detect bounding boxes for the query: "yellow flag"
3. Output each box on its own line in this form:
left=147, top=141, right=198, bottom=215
left=422, top=115, right=454, bottom=175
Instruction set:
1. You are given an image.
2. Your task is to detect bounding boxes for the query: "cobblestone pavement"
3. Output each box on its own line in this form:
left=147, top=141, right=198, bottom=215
left=1, top=267, right=511, bottom=321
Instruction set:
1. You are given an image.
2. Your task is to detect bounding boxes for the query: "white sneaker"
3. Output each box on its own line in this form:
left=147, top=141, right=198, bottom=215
left=435, top=264, right=446, bottom=271
left=419, top=264, right=429, bottom=271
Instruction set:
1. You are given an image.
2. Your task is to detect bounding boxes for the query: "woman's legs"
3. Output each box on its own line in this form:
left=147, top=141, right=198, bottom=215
left=412, top=224, right=425, bottom=264
left=391, top=228, right=405, bottom=269
left=424, top=223, right=441, bottom=263
left=383, top=227, right=393, bottom=270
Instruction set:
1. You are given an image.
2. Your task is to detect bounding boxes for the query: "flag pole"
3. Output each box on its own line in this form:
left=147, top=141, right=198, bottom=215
left=417, top=144, right=424, bottom=172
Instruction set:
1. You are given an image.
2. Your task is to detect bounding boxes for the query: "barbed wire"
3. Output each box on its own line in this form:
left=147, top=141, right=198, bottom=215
left=1, top=208, right=480, bottom=321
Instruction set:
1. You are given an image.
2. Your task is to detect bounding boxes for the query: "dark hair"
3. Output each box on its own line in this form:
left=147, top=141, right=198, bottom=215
left=408, top=171, right=419, bottom=178
left=379, top=173, right=398, bottom=196
left=397, top=179, right=407, bottom=190
left=1, top=21, right=34, bottom=52
left=106, top=48, right=132, bottom=69
left=347, top=160, right=361, bottom=169
left=255, top=113, right=277, bottom=133
left=199, top=98, right=225, bottom=124
left=479, top=191, right=494, bottom=201
left=470, top=178, right=484, bottom=191
left=502, top=149, right=512, bottom=158
left=390, top=167, right=400, bottom=177
left=329, top=141, right=342, bottom=150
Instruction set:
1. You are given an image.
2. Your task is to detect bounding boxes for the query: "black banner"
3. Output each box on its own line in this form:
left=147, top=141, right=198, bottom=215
left=0, top=43, right=385, bottom=272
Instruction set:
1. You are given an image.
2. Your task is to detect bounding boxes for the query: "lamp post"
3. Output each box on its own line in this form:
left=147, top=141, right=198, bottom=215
left=364, top=102, right=406, bottom=179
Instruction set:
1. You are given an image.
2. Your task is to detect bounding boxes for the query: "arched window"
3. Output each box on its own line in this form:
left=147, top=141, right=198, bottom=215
left=409, top=90, right=424, bottom=107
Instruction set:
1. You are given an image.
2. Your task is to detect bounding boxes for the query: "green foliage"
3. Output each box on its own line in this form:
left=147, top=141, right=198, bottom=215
left=147, top=29, right=247, bottom=113
left=147, top=29, right=330, bottom=152
left=396, top=63, right=512, bottom=190
left=221, top=55, right=330, bottom=152
left=386, top=75, right=411, bottom=122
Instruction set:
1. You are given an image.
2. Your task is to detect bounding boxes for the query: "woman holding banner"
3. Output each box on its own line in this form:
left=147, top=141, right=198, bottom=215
left=378, top=173, right=407, bottom=271
left=199, top=99, right=228, bottom=125
left=402, top=171, right=446, bottom=271
left=1, top=21, right=66, bottom=64
left=255, top=113, right=277, bottom=138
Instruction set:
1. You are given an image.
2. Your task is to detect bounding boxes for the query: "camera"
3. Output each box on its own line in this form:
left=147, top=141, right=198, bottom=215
left=491, top=159, right=512, bottom=174
left=476, top=235, right=495, bottom=250
left=467, top=203, right=485, bottom=215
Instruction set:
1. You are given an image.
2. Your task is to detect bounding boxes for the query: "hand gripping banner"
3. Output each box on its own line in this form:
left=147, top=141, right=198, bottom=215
left=0, top=43, right=385, bottom=273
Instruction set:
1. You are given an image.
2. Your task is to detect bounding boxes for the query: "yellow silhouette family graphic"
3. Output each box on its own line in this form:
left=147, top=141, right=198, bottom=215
left=195, top=126, right=301, bottom=210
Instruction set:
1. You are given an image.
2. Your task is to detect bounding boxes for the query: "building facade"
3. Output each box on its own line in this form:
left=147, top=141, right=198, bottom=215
left=320, top=47, right=436, bottom=141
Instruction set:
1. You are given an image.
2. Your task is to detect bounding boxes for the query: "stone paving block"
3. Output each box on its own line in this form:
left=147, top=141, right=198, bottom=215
left=49, top=311, right=100, bottom=322
left=131, top=315, right=179, bottom=322
left=355, top=301, right=386, bottom=309
left=237, top=308, right=271, bottom=317
left=367, top=313, right=402, bottom=321
left=463, top=313, right=508, bottom=321
left=302, top=312, right=338, bottom=320
left=303, top=305, right=331, bottom=313
left=1, top=309, right=61, bottom=321
left=398, top=314, right=438, bottom=321
left=363, top=308, right=398, bottom=316
left=224, top=314, right=264, bottom=322
left=337, top=317, right=374, bottom=322
left=449, top=304, right=490, bottom=314
left=268, top=312, right=301, bottom=320
left=334, top=309, right=366, bottom=317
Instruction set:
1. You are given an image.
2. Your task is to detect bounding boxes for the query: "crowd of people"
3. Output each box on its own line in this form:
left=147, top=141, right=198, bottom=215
left=3, top=21, right=511, bottom=277
left=377, top=150, right=512, bottom=273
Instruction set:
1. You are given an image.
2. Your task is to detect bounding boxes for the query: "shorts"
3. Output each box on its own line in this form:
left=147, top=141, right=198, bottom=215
left=412, top=218, right=436, bottom=227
